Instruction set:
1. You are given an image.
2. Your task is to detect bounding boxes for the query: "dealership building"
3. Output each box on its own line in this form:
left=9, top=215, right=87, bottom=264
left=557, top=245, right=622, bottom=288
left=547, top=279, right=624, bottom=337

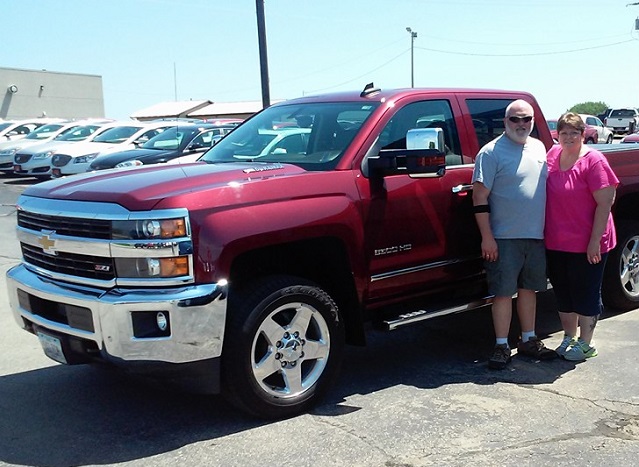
left=0, top=66, right=105, bottom=120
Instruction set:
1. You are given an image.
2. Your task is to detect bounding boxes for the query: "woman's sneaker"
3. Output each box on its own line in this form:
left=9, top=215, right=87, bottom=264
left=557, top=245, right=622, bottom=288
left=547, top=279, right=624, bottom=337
left=556, top=335, right=577, bottom=358
left=563, top=339, right=598, bottom=362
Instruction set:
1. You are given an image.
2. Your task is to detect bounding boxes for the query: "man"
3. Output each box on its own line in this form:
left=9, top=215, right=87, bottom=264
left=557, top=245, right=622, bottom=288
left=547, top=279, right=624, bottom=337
left=472, top=99, right=557, bottom=369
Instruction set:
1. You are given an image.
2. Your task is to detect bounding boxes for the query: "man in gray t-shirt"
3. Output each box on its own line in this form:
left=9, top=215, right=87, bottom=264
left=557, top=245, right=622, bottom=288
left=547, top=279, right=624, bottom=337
left=472, top=99, right=557, bottom=369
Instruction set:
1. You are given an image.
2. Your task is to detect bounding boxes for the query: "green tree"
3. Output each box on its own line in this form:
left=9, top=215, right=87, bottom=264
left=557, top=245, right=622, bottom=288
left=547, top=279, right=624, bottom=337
left=568, top=101, right=609, bottom=116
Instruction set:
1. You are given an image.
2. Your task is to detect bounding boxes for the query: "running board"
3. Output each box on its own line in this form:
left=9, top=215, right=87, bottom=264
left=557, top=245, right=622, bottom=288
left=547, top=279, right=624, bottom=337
left=382, top=295, right=494, bottom=331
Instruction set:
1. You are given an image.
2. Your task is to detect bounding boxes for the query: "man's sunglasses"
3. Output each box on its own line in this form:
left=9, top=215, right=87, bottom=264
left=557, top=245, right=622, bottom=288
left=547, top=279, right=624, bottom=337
left=508, top=116, right=533, bottom=123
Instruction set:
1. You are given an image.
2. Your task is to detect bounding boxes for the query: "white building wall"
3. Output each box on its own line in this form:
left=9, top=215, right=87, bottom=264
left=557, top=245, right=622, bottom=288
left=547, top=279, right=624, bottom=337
left=1, top=67, right=104, bottom=120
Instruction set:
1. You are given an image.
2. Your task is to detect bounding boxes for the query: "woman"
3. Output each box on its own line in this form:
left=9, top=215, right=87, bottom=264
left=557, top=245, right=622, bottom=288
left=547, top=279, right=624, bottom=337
left=545, top=112, right=619, bottom=361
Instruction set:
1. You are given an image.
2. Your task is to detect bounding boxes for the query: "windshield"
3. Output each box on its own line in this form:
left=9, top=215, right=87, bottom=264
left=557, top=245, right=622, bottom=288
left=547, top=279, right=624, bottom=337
left=141, top=127, right=198, bottom=150
left=0, top=123, right=12, bottom=132
left=93, top=125, right=142, bottom=144
left=548, top=121, right=557, bottom=130
left=200, top=101, right=379, bottom=170
left=611, top=109, right=637, bottom=118
left=25, top=123, right=65, bottom=140
left=53, top=124, right=102, bottom=142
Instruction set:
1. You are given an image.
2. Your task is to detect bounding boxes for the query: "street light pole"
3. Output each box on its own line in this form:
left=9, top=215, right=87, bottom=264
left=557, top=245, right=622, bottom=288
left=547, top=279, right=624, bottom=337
left=406, top=27, right=417, bottom=88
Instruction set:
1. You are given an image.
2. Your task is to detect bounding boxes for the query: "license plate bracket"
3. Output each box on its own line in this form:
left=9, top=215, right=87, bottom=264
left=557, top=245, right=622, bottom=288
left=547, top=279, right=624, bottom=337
left=37, top=331, right=68, bottom=364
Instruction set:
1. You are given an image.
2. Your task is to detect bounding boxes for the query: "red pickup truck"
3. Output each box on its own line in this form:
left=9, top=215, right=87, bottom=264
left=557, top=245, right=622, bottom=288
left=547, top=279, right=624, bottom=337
left=6, top=86, right=639, bottom=418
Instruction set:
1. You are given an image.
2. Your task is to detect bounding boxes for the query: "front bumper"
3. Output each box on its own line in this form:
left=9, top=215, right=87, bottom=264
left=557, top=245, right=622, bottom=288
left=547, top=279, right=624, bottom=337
left=7, top=264, right=227, bottom=390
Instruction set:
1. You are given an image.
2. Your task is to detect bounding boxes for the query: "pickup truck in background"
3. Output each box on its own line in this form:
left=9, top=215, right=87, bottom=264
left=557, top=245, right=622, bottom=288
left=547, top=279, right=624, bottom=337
left=605, top=108, right=639, bottom=135
left=6, top=86, right=639, bottom=418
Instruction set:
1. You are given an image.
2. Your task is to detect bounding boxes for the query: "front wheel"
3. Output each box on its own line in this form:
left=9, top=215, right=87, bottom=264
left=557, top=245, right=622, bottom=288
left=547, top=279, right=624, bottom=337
left=222, top=275, right=345, bottom=419
left=606, top=135, right=613, bottom=144
left=603, top=221, right=639, bottom=310
left=585, top=137, right=596, bottom=144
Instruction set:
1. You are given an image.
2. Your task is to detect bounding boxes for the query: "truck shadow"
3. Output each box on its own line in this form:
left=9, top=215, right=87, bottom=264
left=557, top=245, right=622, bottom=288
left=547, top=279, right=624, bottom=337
left=0, top=291, right=627, bottom=466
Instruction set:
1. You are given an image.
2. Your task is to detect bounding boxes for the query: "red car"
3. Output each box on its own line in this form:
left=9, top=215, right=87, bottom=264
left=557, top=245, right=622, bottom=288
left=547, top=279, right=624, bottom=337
left=548, top=118, right=599, bottom=144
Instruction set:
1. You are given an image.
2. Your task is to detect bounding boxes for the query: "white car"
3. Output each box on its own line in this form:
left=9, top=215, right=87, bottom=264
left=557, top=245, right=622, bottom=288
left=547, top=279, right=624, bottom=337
left=11, top=120, right=114, bottom=178
left=0, top=118, right=58, bottom=142
left=49, top=121, right=177, bottom=177
left=579, top=114, right=614, bottom=144
left=167, top=128, right=311, bottom=165
left=0, top=120, right=77, bottom=173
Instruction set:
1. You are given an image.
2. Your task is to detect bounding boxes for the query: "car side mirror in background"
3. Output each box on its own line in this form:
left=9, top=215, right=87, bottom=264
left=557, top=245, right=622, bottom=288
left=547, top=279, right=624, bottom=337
left=367, top=128, right=447, bottom=178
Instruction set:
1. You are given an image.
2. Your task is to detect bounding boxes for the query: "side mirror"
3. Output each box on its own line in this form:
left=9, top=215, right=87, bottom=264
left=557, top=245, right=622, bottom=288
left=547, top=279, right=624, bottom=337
left=367, top=128, right=446, bottom=177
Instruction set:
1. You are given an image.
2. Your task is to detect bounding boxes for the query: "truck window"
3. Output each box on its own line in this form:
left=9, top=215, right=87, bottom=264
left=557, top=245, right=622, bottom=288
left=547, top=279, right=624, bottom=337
left=378, top=100, right=463, bottom=166
left=466, top=99, right=540, bottom=149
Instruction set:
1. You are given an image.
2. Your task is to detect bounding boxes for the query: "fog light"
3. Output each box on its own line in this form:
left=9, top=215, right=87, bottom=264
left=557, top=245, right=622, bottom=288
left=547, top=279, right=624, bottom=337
left=156, top=312, right=168, bottom=331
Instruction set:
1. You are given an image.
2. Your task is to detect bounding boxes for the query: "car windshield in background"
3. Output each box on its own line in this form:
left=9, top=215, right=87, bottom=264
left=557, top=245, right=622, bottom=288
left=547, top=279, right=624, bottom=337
left=548, top=121, right=557, bottom=130
left=92, top=126, right=142, bottom=144
left=610, top=110, right=636, bottom=118
left=54, top=124, right=103, bottom=142
left=200, top=101, right=379, bottom=170
left=141, top=127, right=198, bottom=150
left=24, top=123, right=65, bottom=140
left=0, top=123, right=12, bottom=131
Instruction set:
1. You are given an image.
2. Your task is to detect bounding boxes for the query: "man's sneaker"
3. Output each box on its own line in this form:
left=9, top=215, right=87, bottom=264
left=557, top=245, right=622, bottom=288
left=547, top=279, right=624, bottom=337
left=555, top=335, right=577, bottom=358
left=564, top=339, right=598, bottom=362
left=489, top=344, right=512, bottom=370
left=517, top=336, right=558, bottom=360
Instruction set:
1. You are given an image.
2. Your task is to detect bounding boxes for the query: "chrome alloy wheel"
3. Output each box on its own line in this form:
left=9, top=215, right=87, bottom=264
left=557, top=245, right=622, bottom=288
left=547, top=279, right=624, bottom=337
left=251, top=301, right=330, bottom=398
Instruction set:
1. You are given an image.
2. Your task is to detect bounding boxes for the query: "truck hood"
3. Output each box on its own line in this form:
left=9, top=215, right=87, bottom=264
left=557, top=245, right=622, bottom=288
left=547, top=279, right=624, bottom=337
left=23, top=162, right=307, bottom=211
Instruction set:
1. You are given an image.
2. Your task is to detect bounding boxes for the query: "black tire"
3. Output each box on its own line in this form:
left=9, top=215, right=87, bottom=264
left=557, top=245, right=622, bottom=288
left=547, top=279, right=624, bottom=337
left=603, top=220, right=639, bottom=310
left=606, top=135, right=613, bottom=144
left=585, top=138, right=596, bottom=144
left=222, top=275, right=345, bottom=419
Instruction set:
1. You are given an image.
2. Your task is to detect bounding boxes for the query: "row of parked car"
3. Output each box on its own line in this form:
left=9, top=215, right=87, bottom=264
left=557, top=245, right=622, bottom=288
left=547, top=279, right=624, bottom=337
left=0, top=117, right=243, bottom=180
left=547, top=110, right=639, bottom=144
left=4, top=107, right=639, bottom=182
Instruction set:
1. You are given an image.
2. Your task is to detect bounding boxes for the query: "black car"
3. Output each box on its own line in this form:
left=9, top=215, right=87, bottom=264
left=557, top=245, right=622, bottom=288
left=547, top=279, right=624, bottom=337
left=89, top=124, right=235, bottom=170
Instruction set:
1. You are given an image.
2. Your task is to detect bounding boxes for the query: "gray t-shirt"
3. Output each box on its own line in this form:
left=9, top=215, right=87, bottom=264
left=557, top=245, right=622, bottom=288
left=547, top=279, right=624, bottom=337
left=472, top=134, right=547, bottom=239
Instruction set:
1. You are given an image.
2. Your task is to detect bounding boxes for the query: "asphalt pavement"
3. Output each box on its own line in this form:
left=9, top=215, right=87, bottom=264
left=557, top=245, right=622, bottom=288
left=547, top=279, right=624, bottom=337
left=0, top=175, right=638, bottom=467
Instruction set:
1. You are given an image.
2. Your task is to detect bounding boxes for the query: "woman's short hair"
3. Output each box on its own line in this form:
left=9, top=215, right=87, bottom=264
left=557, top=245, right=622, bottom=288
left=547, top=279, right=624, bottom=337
left=557, top=112, right=586, bottom=134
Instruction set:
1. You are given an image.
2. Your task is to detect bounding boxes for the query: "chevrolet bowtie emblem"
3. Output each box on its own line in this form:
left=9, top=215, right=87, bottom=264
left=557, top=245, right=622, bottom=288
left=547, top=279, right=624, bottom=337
left=37, top=231, right=58, bottom=256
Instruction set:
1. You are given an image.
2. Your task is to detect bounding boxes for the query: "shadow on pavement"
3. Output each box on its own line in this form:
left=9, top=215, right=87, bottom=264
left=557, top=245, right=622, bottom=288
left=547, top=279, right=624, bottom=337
left=0, top=290, right=625, bottom=466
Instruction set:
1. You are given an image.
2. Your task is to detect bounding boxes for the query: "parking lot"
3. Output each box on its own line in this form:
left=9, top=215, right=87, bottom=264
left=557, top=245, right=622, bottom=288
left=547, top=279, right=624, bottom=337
left=1, top=175, right=639, bottom=467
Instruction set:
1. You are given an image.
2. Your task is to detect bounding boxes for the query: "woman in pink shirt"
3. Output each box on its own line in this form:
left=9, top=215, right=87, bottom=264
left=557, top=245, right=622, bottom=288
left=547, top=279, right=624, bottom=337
left=545, top=112, right=619, bottom=361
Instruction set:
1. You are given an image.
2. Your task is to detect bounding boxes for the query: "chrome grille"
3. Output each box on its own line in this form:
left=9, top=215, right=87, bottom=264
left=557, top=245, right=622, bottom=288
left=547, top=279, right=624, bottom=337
left=18, top=211, right=111, bottom=239
left=22, top=243, right=115, bottom=280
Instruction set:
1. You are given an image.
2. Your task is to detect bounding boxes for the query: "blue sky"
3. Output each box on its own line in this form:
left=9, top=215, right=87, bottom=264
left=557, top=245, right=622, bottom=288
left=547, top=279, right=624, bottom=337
left=4, top=0, right=639, bottom=120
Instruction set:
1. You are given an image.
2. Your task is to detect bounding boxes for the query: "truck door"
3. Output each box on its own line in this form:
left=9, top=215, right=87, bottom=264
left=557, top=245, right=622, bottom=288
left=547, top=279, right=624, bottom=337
left=359, top=98, right=483, bottom=302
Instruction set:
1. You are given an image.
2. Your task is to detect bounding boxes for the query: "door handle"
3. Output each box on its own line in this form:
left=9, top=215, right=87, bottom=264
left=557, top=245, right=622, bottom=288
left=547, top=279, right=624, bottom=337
left=452, top=184, right=473, bottom=194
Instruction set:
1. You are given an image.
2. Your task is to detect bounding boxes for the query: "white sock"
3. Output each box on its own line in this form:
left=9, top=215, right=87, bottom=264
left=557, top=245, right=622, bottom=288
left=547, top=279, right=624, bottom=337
left=521, top=331, right=536, bottom=342
left=496, top=337, right=509, bottom=347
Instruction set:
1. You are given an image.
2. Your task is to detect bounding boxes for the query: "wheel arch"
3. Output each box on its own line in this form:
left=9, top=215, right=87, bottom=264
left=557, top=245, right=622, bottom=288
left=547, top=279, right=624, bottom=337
left=228, top=237, right=366, bottom=346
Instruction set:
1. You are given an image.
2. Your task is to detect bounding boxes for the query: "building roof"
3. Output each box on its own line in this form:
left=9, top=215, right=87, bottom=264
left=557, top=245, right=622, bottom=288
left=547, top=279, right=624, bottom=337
left=188, top=101, right=268, bottom=117
left=130, top=100, right=212, bottom=120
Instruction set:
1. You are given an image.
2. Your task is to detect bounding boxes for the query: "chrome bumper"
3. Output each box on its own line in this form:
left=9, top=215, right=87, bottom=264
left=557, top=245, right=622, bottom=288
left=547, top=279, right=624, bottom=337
left=6, top=264, right=227, bottom=365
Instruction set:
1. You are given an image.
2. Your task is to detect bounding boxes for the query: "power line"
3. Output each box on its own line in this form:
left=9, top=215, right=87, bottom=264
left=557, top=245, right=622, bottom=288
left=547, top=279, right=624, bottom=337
left=415, top=39, right=636, bottom=57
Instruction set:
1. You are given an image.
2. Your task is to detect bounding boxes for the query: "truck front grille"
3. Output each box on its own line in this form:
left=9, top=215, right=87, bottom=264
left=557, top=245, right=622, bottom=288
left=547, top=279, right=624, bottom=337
left=18, top=211, right=111, bottom=239
left=22, top=243, right=115, bottom=280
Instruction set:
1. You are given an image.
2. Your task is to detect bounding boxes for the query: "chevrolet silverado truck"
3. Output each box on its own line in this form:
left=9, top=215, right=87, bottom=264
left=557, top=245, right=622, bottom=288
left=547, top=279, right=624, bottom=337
left=6, top=85, right=639, bottom=418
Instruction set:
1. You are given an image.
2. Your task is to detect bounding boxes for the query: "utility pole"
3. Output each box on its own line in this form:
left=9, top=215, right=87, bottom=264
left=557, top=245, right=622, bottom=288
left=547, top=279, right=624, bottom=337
left=406, top=27, right=418, bottom=88
left=255, top=0, right=271, bottom=108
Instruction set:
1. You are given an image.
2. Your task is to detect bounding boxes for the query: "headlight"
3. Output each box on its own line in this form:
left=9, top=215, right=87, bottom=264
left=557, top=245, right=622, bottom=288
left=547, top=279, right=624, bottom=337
left=0, top=148, right=19, bottom=157
left=115, top=256, right=190, bottom=278
left=74, top=153, right=99, bottom=164
left=33, top=151, right=55, bottom=160
left=115, top=160, right=143, bottom=168
left=112, top=218, right=187, bottom=239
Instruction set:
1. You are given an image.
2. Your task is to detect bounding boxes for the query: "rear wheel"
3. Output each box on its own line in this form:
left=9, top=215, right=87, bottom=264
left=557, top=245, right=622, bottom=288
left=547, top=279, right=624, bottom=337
left=603, top=221, right=639, bottom=310
left=585, top=137, right=596, bottom=144
left=222, top=275, right=345, bottom=419
left=606, top=134, right=613, bottom=144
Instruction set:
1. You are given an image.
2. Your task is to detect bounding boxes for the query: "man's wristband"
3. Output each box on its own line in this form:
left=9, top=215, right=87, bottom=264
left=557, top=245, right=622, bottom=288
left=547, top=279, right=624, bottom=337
left=473, top=204, right=491, bottom=214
